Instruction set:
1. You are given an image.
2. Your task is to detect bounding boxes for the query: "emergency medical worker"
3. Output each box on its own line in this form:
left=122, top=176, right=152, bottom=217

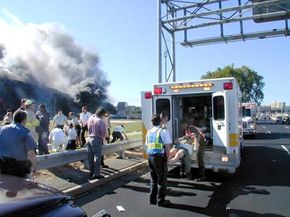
left=146, top=115, right=172, bottom=206
left=24, top=99, right=38, bottom=142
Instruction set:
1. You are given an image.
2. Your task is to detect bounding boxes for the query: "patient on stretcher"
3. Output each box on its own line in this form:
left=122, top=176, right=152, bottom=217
left=168, top=134, right=195, bottom=179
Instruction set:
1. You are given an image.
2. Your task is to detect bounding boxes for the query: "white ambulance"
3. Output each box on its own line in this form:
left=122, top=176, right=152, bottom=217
left=242, top=102, right=257, bottom=138
left=141, top=77, right=243, bottom=174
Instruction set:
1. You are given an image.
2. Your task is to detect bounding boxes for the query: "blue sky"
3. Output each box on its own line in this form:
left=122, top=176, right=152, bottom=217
left=1, top=0, right=290, bottom=106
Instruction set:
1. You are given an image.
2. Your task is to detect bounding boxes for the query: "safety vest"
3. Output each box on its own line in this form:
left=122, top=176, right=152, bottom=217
left=146, top=127, right=164, bottom=155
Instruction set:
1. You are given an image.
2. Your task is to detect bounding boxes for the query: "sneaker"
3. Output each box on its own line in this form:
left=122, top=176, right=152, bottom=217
left=158, top=199, right=172, bottom=207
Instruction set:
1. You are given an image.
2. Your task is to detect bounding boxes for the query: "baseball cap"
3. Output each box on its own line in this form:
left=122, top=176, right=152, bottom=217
left=24, top=99, right=35, bottom=106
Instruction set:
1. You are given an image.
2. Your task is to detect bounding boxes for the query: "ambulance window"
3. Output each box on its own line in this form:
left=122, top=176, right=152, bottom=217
left=213, top=96, right=224, bottom=120
left=156, top=99, right=170, bottom=121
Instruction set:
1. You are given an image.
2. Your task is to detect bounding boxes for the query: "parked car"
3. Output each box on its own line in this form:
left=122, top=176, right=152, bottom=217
left=0, top=174, right=87, bottom=217
left=282, top=116, right=290, bottom=125
left=276, top=116, right=283, bottom=124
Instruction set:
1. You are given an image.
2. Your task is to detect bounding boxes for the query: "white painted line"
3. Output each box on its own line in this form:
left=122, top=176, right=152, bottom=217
left=267, top=131, right=271, bottom=134
left=281, top=145, right=290, bottom=155
left=262, top=126, right=266, bottom=129
left=285, top=126, right=290, bottom=129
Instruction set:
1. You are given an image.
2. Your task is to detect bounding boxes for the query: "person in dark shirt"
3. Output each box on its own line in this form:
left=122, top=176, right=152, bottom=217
left=36, top=104, right=50, bottom=155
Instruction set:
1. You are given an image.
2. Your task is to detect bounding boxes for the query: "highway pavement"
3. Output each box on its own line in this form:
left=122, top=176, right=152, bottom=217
left=76, top=121, right=290, bottom=217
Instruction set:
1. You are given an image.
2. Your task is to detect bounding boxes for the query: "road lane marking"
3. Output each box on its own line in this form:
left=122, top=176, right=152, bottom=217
left=267, top=131, right=271, bottom=134
left=262, top=126, right=266, bottom=129
left=285, top=126, right=289, bottom=129
left=281, top=145, right=290, bottom=155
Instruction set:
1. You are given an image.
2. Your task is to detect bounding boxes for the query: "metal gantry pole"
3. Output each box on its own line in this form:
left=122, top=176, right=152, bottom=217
left=157, top=0, right=162, bottom=83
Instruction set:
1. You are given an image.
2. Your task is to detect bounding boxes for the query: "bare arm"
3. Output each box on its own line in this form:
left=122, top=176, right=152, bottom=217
left=165, top=144, right=171, bottom=159
left=27, top=150, right=38, bottom=171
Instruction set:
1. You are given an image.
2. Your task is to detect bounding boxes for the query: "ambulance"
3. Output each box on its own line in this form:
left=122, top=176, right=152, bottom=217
left=141, top=77, right=243, bottom=174
left=242, top=102, right=257, bottom=138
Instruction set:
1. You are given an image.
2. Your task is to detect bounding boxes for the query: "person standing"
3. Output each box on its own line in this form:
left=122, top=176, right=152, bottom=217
left=2, top=109, right=13, bottom=125
left=24, top=99, right=38, bottom=142
left=52, top=109, right=68, bottom=129
left=80, top=106, right=91, bottom=147
left=100, top=112, right=110, bottom=168
left=65, top=123, right=78, bottom=150
left=36, top=104, right=50, bottom=155
left=0, top=110, right=38, bottom=178
left=68, top=112, right=81, bottom=147
left=146, top=115, right=172, bottom=206
left=87, top=107, right=107, bottom=179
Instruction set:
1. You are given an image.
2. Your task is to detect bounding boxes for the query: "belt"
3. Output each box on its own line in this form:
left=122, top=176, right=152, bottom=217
left=148, top=153, right=165, bottom=157
left=89, top=136, right=103, bottom=140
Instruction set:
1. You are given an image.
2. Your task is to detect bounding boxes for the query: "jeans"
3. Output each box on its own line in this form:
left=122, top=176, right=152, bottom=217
left=87, top=137, right=103, bottom=176
left=148, top=155, right=168, bottom=203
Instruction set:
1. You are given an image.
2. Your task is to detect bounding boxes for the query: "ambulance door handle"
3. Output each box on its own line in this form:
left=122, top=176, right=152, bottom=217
left=217, top=122, right=224, bottom=130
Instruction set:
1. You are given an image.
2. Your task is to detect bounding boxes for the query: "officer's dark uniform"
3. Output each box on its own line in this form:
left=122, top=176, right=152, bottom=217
left=146, top=127, right=170, bottom=205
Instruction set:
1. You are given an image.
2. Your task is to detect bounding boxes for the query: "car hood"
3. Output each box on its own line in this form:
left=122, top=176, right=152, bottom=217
left=0, top=174, right=72, bottom=216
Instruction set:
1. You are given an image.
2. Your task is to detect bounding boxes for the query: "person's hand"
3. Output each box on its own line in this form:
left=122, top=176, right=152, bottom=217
left=32, top=169, right=38, bottom=180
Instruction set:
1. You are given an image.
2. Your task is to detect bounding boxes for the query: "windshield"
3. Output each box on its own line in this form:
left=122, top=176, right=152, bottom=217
left=242, top=107, right=251, bottom=117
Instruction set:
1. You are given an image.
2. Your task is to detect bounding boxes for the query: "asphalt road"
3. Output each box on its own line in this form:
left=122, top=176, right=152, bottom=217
left=76, top=121, right=290, bottom=217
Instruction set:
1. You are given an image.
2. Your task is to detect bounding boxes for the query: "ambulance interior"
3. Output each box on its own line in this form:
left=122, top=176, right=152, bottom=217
left=175, top=94, right=213, bottom=147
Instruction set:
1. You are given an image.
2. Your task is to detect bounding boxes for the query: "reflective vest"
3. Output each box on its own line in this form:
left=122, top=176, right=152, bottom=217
left=146, top=127, right=164, bottom=155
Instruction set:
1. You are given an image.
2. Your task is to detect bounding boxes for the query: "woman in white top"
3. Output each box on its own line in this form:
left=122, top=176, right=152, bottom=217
left=65, top=123, right=78, bottom=150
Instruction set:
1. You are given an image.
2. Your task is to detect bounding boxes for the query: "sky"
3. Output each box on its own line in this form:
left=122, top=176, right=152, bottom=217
left=0, top=0, right=289, bottom=106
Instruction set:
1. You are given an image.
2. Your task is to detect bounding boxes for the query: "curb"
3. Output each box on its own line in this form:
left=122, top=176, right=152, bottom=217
left=62, top=160, right=148, bottom=197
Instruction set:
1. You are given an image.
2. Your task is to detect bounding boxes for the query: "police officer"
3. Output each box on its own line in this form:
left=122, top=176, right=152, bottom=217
left=0, top=110, right=38, bottom=178
left=146, top=115, right=172, bottom=206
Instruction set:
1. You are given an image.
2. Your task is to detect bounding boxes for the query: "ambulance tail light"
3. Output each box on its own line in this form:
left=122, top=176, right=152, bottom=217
left=154, top=87, right=163, bottom=95
left=223, top=82, right=233, bottom=90
left=144, top=92, right=152, bottom=99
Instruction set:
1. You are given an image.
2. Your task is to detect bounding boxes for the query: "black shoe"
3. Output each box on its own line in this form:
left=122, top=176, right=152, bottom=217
left=158, top=199, right=172, bottom=207
left=101, top=164, right=109, bottom=168
left=195, top=176, right=206, bottom=182
left=149, top=201, right=157, bottom=205
left=89, top=175, right=105, bottom=180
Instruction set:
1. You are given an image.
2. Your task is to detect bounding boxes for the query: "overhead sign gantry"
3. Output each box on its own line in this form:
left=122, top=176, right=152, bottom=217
left=157, top=0, right=290, bottom=83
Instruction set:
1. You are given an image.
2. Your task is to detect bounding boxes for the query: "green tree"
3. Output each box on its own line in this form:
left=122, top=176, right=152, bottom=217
left=201, top=65, right=264, bottom=105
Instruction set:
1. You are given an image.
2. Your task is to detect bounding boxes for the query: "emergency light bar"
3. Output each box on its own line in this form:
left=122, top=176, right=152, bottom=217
left=170, top=83, right=214, bottom=90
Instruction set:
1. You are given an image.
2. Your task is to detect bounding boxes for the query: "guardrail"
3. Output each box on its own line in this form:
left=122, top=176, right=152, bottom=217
left=37, top=139, right=143, bottom=170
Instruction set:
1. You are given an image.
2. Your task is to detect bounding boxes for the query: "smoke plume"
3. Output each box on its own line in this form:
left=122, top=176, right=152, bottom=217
left=0, top=10, right=114, bottom=114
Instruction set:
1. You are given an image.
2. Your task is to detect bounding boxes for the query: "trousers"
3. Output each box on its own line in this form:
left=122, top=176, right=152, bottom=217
left=148, top=154, right=168, bottom=203
left=87, top=137, right=103, bottom=176
left=0, top=157, right=32, bottom=178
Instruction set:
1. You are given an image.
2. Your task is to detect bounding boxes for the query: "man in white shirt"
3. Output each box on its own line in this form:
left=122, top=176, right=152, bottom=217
left=111, top=125, right=128, bottom=143
left=53, top=109, right=68, bottom=129
left=79, top=106, right=91, bottom=147
left=49, top=127, right=66, bottom=152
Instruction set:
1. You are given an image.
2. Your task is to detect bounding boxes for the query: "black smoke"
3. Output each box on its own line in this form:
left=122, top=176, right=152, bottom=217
left=0, top=15, right=116, bottom=116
